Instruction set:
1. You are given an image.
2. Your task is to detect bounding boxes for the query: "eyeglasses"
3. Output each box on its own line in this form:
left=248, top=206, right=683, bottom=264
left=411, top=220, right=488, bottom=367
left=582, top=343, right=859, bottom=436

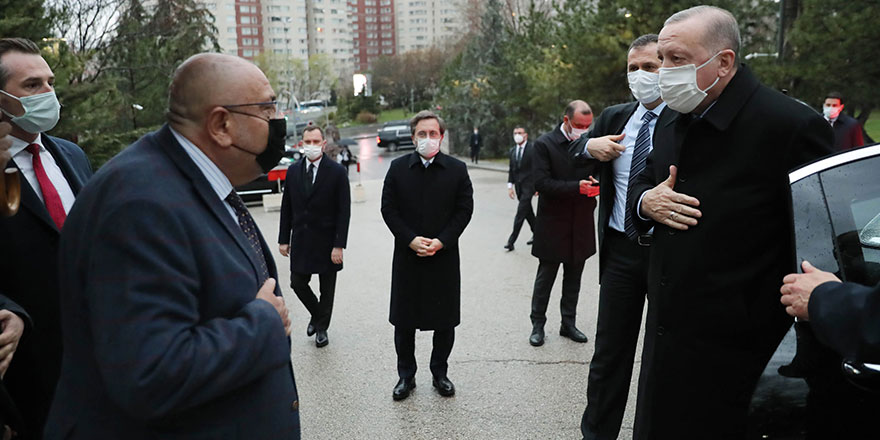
left=221, top=100, right=278, bottom=119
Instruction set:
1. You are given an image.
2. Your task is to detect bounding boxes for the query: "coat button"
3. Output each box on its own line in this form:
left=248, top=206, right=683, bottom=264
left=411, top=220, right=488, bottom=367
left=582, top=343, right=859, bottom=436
left=291, top=400, right=299, bottom=411
left=667, top=230, right=676, bottom=236
left=657, top=326, right=666, bottom=336
left=678, top=176, right=687, bottom=183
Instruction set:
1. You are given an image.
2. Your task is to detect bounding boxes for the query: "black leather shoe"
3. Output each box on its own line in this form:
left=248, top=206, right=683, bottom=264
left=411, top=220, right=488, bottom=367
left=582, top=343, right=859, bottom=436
left=527, top=236, right=534, bottom=245
left=529, top=327, right=545, bottom=346
left=306, top=323, right=315, bottom=337
left=432, top=376, right=455, bottom=397
left=315, top=330, right=328, bottom=347
left=504, top=243, right=514, bottom=251
left=392, top=377, right=416, bottom=401
left=560, top=325, right=588, bottom=343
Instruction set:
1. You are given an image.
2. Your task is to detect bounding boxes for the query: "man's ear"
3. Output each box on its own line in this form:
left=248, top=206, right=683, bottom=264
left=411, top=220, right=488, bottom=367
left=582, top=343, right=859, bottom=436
left=206, top=108, right=233, bottom=149
left=718, top=49, right=737, bottom=78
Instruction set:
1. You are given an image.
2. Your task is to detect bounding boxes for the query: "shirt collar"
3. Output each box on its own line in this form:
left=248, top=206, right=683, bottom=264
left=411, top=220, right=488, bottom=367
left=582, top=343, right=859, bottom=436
left=169, top=127, right=234, bottom=202
left=307, top=156, right=322, bottom=169
left=559, top=124, right=573, bottom=141
left=420, top=155, right=435, bottom=166
left=9, top=134, right=44, bottom=158
left=635, top=101, right=667, bottom=120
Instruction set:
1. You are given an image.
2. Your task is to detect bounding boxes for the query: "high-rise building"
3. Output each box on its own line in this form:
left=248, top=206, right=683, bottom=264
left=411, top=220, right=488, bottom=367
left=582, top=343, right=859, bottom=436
left=394, top=0, right=471, bottom=53
left=350, top=0, right=396, bottom=72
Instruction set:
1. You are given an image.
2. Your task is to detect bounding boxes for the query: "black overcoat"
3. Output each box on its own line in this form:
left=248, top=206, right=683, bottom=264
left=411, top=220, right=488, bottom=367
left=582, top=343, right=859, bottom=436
left=508, top=140, right=536, bottom=194
left=627, top=65, right=834, bottom=438
left=531, top=125, right=600, bottom=264
left=278, top=157, right=351, bottom=274
left=381, top=152, right=473, bottom=330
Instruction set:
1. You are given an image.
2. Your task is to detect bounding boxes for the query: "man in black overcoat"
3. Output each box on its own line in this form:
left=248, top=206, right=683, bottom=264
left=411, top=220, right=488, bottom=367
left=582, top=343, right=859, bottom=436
left=569, top=34, right=667, bottom=440
left=627, top=7, right=834, bottom=439
left=381, top=110, right=473, bottom=401
left=528, top=100, right=599, bottom=347
left=505, top=125, right=535, bottom=251
left=822, top=92, right=865, bottom=151
left=279, top=125, right=351, bottom=347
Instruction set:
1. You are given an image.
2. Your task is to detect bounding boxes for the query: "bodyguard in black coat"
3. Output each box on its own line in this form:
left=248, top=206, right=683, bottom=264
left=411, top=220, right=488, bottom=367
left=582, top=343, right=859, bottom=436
left=528, top=100, right=599, bottom=347
left=504, top=126, right=535, bottom=250
left=278, top=126, right=350, bottom=347
left=381, top=111, right=473, bottom=401
left=627, top=7, right=834, bottom=439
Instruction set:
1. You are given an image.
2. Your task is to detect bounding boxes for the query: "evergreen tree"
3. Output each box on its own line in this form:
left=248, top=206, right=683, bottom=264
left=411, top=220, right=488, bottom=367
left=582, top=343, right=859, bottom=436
left=0, top=0, right=54, bottom=41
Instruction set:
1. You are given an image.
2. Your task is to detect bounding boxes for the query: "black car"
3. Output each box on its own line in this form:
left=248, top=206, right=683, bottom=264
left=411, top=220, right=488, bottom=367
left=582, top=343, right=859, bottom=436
left=377, top=120, right=413, bottom=151
left=747, top=143, right=880, bottom=438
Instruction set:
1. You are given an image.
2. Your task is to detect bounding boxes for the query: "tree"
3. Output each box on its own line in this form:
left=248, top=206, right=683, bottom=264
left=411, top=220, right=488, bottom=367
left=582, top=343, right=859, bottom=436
left=0, top=0, right=55, bottom=41
left=773, top=0, right=880, bottom=124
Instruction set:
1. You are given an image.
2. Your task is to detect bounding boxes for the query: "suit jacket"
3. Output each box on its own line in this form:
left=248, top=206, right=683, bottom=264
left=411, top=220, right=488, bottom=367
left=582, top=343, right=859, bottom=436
left=470, top=132, right=482, bottom=148
left=278, top=156, right=351, bottom=274
left=0, top=294, right=29, bottom=434
left=831, top=113, right=865, bottom=151
left=810, top=281, right=880, bottom=362
left=0, top=134, right=91, bottom=437
left=531, top=125, right=600, bottom=264
left=381, top=152, right=473, bottom=330
left=569, top=101, right=639, bottom=276
left=45, top=125, right=300, bottom=439
left=508, top=140, right=535, bottom=193
left=627, top=65, right=833, bottom=436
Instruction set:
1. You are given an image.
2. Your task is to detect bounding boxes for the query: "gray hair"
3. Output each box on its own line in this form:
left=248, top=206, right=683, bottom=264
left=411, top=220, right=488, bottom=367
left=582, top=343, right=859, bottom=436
left=665, top=6, right=741, bottom=63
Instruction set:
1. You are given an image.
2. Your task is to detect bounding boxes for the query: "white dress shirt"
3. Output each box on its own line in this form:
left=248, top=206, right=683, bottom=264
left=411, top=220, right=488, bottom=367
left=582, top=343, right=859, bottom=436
left=305, top=156, right=322, bottom=183
left=605, top=102, right=666, bottom=232
left=9, top=135, right=76, bottom=214
left=419, top=155, right=435, bottom=167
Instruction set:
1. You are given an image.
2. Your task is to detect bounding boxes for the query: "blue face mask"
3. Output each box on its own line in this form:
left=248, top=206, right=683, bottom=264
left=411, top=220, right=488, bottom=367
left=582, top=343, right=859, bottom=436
left=0, top=90, right=61, bottom=134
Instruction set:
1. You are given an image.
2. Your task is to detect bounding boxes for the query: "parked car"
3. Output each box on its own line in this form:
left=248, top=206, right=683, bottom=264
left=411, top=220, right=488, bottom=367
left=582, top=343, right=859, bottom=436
left=747, top=142, right=880, bottom=438
left=377, top=120, right=414, bottom=151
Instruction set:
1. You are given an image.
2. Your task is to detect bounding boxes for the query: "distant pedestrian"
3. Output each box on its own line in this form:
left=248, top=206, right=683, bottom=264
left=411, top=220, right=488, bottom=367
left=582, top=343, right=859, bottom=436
left=279, top=125, right=351, bottom=348
left=822, top=92, right=865, bottom=151
left=381, top=110, right=473, bottom=401
left=469, top=127, right=481, bottom=163
left=504, top=126, right=535, bottom=251
left=337, top=144, right=356, bottom=175
left=528, top=100, right=599, bottom=347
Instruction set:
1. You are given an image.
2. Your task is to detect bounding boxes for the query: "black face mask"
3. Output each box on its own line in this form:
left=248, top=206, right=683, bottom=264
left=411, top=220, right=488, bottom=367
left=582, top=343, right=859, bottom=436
left=228, top=111, right=287, bottom=174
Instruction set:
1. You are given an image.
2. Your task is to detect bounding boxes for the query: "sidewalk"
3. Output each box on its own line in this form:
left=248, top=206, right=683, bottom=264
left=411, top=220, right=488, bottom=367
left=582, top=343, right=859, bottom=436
left=453, top=156, right=508, bottom=174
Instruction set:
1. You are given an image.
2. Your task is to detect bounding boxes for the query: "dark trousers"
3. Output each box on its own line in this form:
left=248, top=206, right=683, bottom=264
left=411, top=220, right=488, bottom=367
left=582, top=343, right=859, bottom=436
left=290, top=271, right=337, bottom=330
left=470, top=147, right=480, bottom=163
left=530, top=258, right=586, bottom=328
left=394, top=327, right=455, bottom=380
left=582, top=228, right=649, bottom=440
left=507, top=184, right=535, bottom=246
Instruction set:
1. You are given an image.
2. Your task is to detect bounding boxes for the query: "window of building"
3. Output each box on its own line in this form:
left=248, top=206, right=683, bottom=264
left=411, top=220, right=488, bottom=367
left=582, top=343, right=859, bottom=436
left=242, top=27, right=253, bottom=35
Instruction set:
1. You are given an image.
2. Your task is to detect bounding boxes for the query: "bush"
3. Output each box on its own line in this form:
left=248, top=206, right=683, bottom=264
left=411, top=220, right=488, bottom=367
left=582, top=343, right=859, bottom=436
left=355, top=111, right=377, bottom=124
left=327, top=111, right=336, bottom=121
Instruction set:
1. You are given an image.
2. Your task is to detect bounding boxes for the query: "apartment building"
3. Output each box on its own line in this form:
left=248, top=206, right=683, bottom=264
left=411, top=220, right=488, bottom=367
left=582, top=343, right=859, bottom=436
left=350, top=0, right=396, bottom=72
left=394, top=0, right=472, bottom=53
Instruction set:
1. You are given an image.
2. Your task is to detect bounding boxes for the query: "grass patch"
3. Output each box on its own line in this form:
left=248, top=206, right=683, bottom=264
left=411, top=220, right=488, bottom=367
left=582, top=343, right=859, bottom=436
left=865, top=114, right=880, bottom=143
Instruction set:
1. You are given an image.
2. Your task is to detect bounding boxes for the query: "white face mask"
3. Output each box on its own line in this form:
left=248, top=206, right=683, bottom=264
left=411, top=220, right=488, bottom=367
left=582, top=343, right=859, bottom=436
left=823, top=105, right=842, bottom=120
left=416, top=137, right=441, bottom=158
left=303, top=144, right=323, bottom=160
left=0, top=90, right=61, bottom=134
left=568, top=125, right=589, bottom=139
left=513, top=134, right=524, bottom=144
left=658, top=51, right=722, bottom=114
left=627, top=69, right=661, bottom=105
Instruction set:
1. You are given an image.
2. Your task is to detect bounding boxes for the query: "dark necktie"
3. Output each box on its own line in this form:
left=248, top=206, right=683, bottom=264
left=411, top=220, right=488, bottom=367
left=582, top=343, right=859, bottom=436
left=305, top=163, right=314, bottom=194
left=624, top=111, right=657, bottom=240
left=516, top=145, right=523, bottom=166
left=26, top=144, right=66, bottom=229
left=226, top=191, right=270, bottom=282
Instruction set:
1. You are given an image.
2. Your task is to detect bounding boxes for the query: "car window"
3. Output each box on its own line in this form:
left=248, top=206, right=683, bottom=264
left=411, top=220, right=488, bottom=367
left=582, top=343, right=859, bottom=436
left=819, top=154, right=880, bottom=285
left=792, top=173, right=839, bottom=275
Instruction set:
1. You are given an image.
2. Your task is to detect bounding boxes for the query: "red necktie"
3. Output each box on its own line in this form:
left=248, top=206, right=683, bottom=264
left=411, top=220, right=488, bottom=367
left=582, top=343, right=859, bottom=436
left=26, top=144, right=66, bottom=229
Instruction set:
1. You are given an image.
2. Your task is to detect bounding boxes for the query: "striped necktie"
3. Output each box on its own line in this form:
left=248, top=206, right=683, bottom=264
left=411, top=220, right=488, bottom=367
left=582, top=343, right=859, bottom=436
left=624, top=111, right=657, bottom=240
left=226, top=191, right=270, bottom=282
